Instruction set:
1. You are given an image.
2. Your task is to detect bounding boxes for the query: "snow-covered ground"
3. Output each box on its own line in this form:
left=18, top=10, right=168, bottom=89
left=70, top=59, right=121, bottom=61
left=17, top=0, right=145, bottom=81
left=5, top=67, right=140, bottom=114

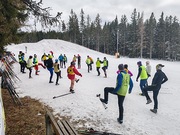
left=6, top=39, right=180, bottom=135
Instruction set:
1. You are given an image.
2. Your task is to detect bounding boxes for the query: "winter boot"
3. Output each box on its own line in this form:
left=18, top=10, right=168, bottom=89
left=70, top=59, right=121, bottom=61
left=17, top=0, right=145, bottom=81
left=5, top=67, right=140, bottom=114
left=76, top=79, right=79, bottom=83
left=146, top=99, right=152, bottom=104
left=100, top=98, right=108, bottom=104
left=150, top=109, right=157, bottom=114
left=70, top=89, right=75, bottom=93
left=117, top=118, right=123, bottom=124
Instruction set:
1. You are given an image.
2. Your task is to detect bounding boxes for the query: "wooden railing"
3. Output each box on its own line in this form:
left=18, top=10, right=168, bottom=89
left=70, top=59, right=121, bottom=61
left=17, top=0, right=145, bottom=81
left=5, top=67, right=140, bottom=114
left=45, top=108, right=78, bottom=135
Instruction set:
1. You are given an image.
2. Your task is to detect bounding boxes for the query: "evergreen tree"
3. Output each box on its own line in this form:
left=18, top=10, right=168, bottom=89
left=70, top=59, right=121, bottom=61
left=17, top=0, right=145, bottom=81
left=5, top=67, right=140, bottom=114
left=94, top=13, right=102, bottom=51
left=80, top=9, right=85, bottom=46
left=0, top=0, right=61, bottom=53
left=154, top=12, right=166, bottom=59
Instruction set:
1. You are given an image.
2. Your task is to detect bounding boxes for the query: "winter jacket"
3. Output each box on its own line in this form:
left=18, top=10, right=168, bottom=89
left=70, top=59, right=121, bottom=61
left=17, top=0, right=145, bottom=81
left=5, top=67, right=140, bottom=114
left=53, top=63, right=60, bottom=73
left=152, top=69, right=168, bottom=87
left=136, top=65, right=148, bottom=80
left=67, top=65, right=81, bottom=80
left=114, top=71, right=133, bottom=96
left=46, top=58, right=53, bottom=68
left=96, top=60, right=102, bottom=68
left=27, top=58, right=34, bottom=68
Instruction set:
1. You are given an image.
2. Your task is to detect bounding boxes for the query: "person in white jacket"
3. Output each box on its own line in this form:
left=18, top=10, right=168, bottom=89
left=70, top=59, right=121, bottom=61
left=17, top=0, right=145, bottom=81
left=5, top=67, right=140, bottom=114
left=146, top=61, right=151, bottom=77
left=26, top=56, right=34, bottom=78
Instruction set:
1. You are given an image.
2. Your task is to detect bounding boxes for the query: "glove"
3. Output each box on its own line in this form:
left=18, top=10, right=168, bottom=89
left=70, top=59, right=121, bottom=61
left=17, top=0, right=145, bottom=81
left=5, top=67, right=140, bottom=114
left=80, top=74, right=82, bottom=77
left=136, top=78, right=138, bottom=82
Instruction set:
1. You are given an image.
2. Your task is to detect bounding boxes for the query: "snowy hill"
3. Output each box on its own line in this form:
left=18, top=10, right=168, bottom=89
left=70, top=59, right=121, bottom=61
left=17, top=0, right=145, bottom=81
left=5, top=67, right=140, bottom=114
left=6, top=39, right=180, bottom=135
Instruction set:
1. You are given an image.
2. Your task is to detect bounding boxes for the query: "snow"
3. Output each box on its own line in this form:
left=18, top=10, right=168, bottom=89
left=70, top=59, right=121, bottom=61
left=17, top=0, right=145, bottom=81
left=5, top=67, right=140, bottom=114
left=6, top=39, right=180, bottom=135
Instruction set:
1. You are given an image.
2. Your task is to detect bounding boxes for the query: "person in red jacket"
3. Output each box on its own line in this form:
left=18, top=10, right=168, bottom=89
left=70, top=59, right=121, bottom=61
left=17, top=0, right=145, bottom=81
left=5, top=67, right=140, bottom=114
left=67, top=61, right=82, bottom=93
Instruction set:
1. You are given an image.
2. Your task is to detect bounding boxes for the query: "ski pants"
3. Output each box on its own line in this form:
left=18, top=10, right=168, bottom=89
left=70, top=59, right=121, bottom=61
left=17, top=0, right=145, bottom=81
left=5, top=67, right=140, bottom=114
left=143, top=85, right=161, bottom=109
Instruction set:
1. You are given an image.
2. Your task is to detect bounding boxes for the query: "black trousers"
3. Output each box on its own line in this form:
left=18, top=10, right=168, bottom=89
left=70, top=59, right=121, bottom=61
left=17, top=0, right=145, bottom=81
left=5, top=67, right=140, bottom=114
left=118, top=95, right=125, bottom=121
left=103, top=87, right=125, bottom=120
left=96, top=67, right=100, bottom=76
left=55, top=72, right=60, bottom=84
left=143, top=85, right=161, bottom=109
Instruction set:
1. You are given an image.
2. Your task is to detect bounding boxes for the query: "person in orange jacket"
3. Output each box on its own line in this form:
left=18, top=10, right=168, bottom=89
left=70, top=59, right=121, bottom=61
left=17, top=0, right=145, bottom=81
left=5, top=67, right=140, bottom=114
left=67, top=61, right=82, bottom=93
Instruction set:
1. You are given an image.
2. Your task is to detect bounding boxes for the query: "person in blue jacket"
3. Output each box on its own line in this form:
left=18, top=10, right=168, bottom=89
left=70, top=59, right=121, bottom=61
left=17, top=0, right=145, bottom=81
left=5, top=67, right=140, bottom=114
left=143, top=64, right=168, bottom=114
left=100, top=64, right=133, bottom=124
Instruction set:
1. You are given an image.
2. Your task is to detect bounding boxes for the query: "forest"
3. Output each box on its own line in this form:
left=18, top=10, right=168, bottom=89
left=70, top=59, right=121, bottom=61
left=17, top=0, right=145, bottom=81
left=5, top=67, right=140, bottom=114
left=1, top=1, right=180, bottom=60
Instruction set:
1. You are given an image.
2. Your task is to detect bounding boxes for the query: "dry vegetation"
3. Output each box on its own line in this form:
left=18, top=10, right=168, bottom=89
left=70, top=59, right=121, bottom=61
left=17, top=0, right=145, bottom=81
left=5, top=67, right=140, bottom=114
left=2, top=89, right=46, bottom=135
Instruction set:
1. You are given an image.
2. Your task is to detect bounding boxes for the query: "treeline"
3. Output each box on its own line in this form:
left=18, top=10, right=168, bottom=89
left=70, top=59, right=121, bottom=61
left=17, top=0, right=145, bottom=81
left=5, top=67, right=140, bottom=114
left=21, top=9, right=180, bottom=60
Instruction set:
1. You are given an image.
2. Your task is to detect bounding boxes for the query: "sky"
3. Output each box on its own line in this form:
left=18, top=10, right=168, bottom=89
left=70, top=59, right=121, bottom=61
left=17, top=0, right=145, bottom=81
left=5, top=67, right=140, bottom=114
left=24, top=0, right=180, bottom=31
left=5, top=39, right=180, bottom=135
left=41, top=0, right=180, bottom=23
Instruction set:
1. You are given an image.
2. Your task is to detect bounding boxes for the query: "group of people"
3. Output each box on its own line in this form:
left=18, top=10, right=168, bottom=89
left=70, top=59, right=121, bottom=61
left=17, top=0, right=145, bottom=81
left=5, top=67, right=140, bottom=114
left=18, top=51, right=46, bottom=78
left=100, top=61, right=168, bottom=124
left=19, top=51, right=168, bottom=124
left=95, top=57, right=108, bottom=78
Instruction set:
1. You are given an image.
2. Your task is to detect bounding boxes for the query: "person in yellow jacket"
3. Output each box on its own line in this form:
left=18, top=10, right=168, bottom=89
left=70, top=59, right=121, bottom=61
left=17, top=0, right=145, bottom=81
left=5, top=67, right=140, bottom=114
left=53, top=59, right=62, bottom=85
left=86, top=56, right=91, bottom=73
left=96, top=58, right=102, bottom=76
left=136, top=61, right=148, bottom=96
left=41, top=53, right=48, bottom=66
left=102, top=57, right=108, bottom=78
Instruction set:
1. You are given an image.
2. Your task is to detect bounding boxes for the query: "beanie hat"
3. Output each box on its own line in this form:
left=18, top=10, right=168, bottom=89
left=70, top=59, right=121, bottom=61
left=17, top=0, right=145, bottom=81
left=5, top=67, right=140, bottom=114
left=55, top=59, right=58, bottom=63
left=156, top=64, right=164, bottom=70
left=124, top=64, right=128, bottom=69
left=137, top=61, right=142, bottom=66
left=71, top=61, right=75, bottom=66
left=118, top=64, right=124, bottom=70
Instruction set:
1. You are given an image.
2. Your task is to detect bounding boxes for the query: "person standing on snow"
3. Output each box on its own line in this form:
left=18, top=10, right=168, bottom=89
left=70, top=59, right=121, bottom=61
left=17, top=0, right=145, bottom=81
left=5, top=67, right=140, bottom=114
left=53, top=59, right=62, bottom=85
left=146, top=61, right=151, bottom=77
left=77, top=54, right=81, bottom=69
left=102, top=57, right=108, bottom=78
left=58, top=54, right=64, bottom=68
left=96, top=57, right=102, bottom=76
left=136, top=61, right=148, bottom=96
left=41, top=53, right=48, bottom=66
left=143, top=64, right=168, bottom=114
left=33, top=54, right=46, bottom=75
left=86, top=56, right=91, bottom=73
left=33, top=54, right=39, bottom=75
left=26, top=55, right=34, bottom=78
left=67, top=61, right=82, bottom=93
left=18, top=51, right=23, bottom=72
left=63, top=54, right=67, bottom=68
left=100, top=64, right=133, bottom=124
left=46, top=55, right=54, bottom=83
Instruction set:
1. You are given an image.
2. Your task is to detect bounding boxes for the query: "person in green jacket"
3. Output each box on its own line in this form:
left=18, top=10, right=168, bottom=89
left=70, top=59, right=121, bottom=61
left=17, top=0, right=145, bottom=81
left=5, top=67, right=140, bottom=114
left=102, top=57, right=108, bottom=78
left=86, top=56, right=91, bottom=73
left=100, top=64, right=133, bottom=124
left=136, top=61, right=148, bottom=96
left=96, top=58, right=102, bottom=76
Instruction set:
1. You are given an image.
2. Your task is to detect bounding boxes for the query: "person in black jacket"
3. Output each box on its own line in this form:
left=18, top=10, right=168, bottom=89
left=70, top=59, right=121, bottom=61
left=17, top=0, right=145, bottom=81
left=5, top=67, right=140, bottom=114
left=143, top=64, right=168, bottom=113
left=46, top=55, right=54, bottom=83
